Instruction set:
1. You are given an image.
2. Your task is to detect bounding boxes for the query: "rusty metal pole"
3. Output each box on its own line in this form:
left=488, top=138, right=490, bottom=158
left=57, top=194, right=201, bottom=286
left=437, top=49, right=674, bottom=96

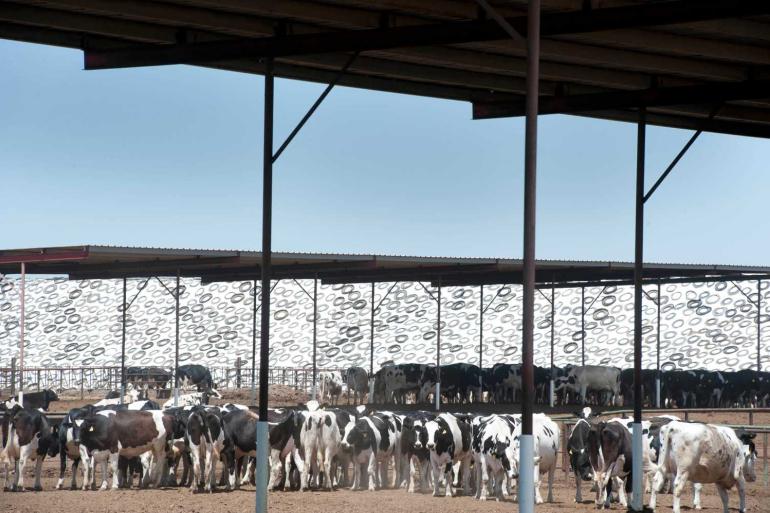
left=519, top=1, right=540, bottom=512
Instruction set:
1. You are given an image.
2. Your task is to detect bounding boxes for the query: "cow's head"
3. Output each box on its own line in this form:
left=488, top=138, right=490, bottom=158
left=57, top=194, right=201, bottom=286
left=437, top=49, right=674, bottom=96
left=44, top=424, right=61, bottom=457
left=424, top=419, right=452, bottom=453
left=341, top=419, right=371, bottom=452
left=44, top=389, right=59, bottom=404
left=738, top=432, right=757, bottom=482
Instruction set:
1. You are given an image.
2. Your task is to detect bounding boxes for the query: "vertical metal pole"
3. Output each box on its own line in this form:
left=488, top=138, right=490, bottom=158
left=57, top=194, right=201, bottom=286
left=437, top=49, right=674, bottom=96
left=479, top=284, right=484, bottom=400
left=631, top=107, right=647, bottom=512
left=251, top=279, right=257, bottom=405
left=758, top=279, right=762, bottom=371
left=312, top=276, right=318, bottom=400
left=656, top=281, right=661, bottom=408
left=550, top=284, right=555, bottom=407
left=18, top=262, right=25, bottom=405
left=435, top=279, right=442, bottom=411
left=173, top=270, right=180, bottom=406
left=120, top=277, right=126, bottom=403
left=519, top=2, right=540, bottom=512
left=256, top=57, right=274, bottom=513
left=581, top=286, right=586, bottom=367
left=369, top=281, right=375, bottom=402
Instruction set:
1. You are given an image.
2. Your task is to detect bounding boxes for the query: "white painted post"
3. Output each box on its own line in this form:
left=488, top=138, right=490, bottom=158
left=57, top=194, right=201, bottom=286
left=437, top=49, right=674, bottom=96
left=256, top=421, right=269, bottom=513
left=18, top=262, right=25, bottom=406
left=519, top=434, right=535, bottom=513
left=631, top=423, right=644, bottom=511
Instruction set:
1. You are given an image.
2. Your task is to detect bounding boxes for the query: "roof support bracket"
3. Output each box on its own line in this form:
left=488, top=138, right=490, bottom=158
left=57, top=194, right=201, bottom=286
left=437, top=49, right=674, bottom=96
left=272, top=52, right=359, bottom=164
left=473, top=0, right=525, bottom=43
left=643, top=105, right=721, bottom=203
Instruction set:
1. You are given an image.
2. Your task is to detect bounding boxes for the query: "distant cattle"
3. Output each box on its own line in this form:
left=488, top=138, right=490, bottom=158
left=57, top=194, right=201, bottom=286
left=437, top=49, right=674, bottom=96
left=344, top=367, right=368, bottom=405
left=125, top=366, right=172, bottom=390
left=162, top=390, right=221, bottom=409
left=419, top=363, right=482, bottom=404
left=176, top=364, right=215, bottom=392
left=558, top=366, right=621, bottom=406
left=4, top=389, right=59, bottom=411
left=318, top=371, right=343, bottom=405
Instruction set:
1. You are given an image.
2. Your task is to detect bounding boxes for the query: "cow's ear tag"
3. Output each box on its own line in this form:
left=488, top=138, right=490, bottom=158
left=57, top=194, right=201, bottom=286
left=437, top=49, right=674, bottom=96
left=89, top=426, right=94, bottom=432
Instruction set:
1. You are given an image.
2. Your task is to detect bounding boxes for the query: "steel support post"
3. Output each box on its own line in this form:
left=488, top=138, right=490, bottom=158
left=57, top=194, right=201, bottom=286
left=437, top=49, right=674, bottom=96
left=631, top=107, right=646, bottom=512
left=18, top=262, right=25, bottom=406
left=174, top=270, right=180, bottom=406
left=758, top=280, right=762, bottom=371
left=252, top=279, right=257, bottom=405
left=519, top=2, right=540, bottom=512
left=312, top=277, right=318, bottom=399
left=656, top=281, right=662, bottom=408
left=581, top=286, right=586, bottom=366
left=479, top=285, right=484, bottom=398
left=435, top=279, right=442, bottom=411
left=256, top=57, right=274, bottom=513
left=550, top=284, right=555, bottom=407
left=120, top=277, right=127, bottom=403
left=369, top=281, right=375, bottom=403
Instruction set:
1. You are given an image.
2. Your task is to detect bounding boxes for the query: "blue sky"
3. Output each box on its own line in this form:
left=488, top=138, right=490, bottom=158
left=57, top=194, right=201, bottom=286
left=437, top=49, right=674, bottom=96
left=2, top=39, right=769, bottom=265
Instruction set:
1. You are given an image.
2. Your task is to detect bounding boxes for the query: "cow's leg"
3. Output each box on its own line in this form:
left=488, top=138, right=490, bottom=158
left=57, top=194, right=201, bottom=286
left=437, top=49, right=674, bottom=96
left=205, top=446, right=216, bottom=493
left=380, top=456, right=389, bottom=489
left=284, top=452, right=295, bottom=491
left=33, top=456, right=44, bottom=491
left=56, top=449, right=68, bottom=490
left=462, top=458, right=471, bottom=496
left=478, top=456, right=489, bottom=501
left=736, top=478, right=746, bottom=513
left=105, top=453, right=118, bottom=490
left=367, top=453, right=378, bottom=491
left=408, top=455, right=418, bottom=493
left=323, top=449, right=335, bottom=491
left=139, top=452, right=153, bottom=488
left=78, top=448, right=91, bottom=491
left=547, top=465, right=555, bottom=503
left=190, top=445, right=202, bottom=492
left=672, top=469, right=689, bottom=513
left=693, top=482, right=703, bottom=510
left=534, top=459, right=543, bottom=504
left=444, top=462, right=454, bottom=497
left=716, top=484, right=730, bottom=513
left=615, top=477, right=627, bottom=507
left=431, top=458, right=441, bottom=497
left=16, top=445, right=33, bottom=491
left=350, top=460, right=359, bottom=491
left=70, top=458, right=80, bottom=490
left=575, top=468, right=583, bottom=503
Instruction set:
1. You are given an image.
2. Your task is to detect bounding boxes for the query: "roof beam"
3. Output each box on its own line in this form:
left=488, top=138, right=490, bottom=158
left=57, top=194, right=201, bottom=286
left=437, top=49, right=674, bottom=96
left=473, top=80, right=770, bottom=118
left=83, top=0, right=770, bottom=69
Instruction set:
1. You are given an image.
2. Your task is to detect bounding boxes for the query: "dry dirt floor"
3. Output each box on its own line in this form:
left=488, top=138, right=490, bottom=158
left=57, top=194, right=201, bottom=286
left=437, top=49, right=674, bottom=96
left=2, top=458, right=769, bottom=513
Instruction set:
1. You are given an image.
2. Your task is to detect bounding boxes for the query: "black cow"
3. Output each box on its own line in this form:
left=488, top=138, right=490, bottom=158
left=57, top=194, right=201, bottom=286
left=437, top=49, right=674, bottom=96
left=619, top=369, right=657, bottom=407
left=534, top=365, right=551, bottom=404
left=661, top=370, right=699, bottom=408
left=419, top=363, right=482, bottom=404
left=5, top=389, right=59, bottom=411
left=176, top=364, right=215, bottom=392
left=125, top=366, right=172, bottom=390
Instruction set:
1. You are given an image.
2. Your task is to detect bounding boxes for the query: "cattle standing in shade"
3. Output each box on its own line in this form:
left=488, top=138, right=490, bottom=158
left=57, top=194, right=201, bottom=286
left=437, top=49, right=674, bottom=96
left=344, top=367, right=369, bottom=405
left=176, top=364, right=216, bottom=392
left=341, top=413, right=400, bottom=491
left=418, top=363, right=482, bottom=404
left=399, top=412, right=434, bottom=493
left=558, top=366, right=622, bottom=406
left=318, top=371, right=343, bottom=405
left=126, top=366, right=172, bottom=391
left=509, top=413, right=559, bottom=504
left=380, top=364, right=428, bottom=404
left=424, top=412, right=472, bottom=497
left=76, top=409, right=173, bottom=490
left=1, top=406, right=57, bottom=491
left=162, top=390, right=221, bottom=409
left=568, top=417, right=596, bottom=503
left=4, top=389, right=59, bottom=412
left=651, top=421, right=757, bottom=513
left=471, top=414, right=519, bottom=501
left=186, top=405, right=226, bottom=493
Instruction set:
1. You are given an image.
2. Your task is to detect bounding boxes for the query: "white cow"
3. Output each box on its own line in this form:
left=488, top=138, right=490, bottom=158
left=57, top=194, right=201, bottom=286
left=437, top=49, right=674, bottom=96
left=318, top=371, right=343, bottom=405
left=509, top=413, right=560, bottom=504
left=650, top=421, right=757, bottom=513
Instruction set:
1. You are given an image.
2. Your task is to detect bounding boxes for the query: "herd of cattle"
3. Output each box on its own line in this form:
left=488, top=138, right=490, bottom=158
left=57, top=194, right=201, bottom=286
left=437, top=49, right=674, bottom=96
left=328, top=363, right=770, bottom=408
left=0, top=385, right=760, bottom=513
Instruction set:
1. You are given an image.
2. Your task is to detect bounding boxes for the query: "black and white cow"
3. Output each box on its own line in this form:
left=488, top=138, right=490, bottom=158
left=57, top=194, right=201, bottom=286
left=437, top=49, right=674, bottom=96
left=54, top=406, right=94, bottom=490
left=509, top=413, right=560, bottom=504
left=619, top=369, right=657, bottom=407
left=568, top=417, right=596, bottom=503
left=418, top=363, right=482, bottom=404
left=176, top=364, right=215, bottom=392
left=587, top=420, right=633, bottom=509
left=297, top=407, right=353, bottom=491
left=661, top=370, right=700, bottom=408
left=4, top=389, right=59, bottom=411
left=379, top=364, right=428, bottom=404
left=162, top=390, right=222, bottom=409
left=487, top=364, right=522, bottom=403
left=399, top=411, right=434, bottom=493
left=127, top=400, right=161, bottom=411
left=341, top=411, right=401, bottom=491
left=76, top=409, right=173, bottom=490
left=186, top=405, right=226, bottom=493
left=651, top=421, right=757, bottom=513
left=318, top=371, right=343, bottom=405
left=471, top=414, right=518, bottom=501
left=344, top=367, right=369, bottom=405
left=1, top=406, right=58, bottom=491
left=126, top=366, right=173, bottom=391
left=424, top=412, right=473, bottom=497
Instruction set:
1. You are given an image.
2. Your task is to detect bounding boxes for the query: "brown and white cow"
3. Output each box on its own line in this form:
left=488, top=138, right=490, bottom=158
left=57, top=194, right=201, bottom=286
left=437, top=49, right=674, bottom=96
left=76, top=409, right=173, bottom=490
left=650, top=421, right=757, bottom=513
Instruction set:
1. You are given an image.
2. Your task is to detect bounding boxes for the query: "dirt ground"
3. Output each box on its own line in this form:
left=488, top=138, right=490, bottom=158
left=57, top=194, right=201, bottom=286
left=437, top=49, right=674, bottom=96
left=2, top=458, right=769, bottom=513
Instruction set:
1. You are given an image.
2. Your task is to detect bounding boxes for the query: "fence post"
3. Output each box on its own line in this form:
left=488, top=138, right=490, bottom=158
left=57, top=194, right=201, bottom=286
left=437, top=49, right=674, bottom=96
left=37, top=369, right=41, bottom=391
left=59, top=368, right=64, bottom=391
left=80, top=368, right=85, bottom=400
left=10, top=357, right=16, bottom=397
